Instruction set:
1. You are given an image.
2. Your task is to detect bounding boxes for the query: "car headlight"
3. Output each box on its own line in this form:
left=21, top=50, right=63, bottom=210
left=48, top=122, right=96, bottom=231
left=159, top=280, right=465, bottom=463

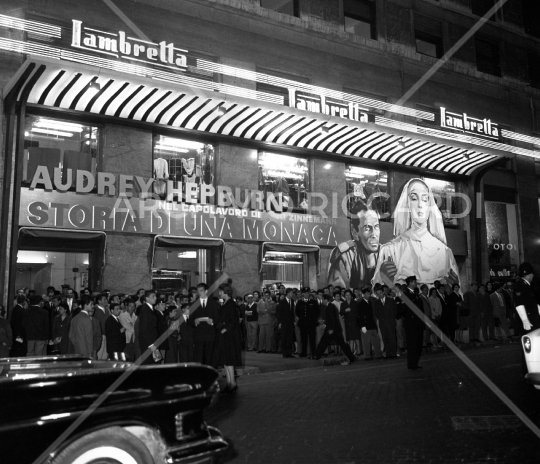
left=524, top=336, right=532, bottom=354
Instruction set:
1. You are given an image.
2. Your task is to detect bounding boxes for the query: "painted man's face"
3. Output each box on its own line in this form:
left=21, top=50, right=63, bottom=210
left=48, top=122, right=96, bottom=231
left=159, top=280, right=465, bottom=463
left=355, top=211, right=380, bottom=253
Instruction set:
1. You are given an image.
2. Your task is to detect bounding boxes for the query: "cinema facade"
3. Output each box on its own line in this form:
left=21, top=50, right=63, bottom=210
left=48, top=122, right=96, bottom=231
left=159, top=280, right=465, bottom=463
left=0, top=6, right=538, bottom=303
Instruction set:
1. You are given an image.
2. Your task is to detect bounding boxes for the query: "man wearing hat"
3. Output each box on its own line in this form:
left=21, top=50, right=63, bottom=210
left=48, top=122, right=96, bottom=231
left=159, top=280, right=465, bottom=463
left=402, top=276, right=425, bottom=370
left=514, top=262, right=540, bottom=335
left=295, top=287, right=319, bottom=358
left=244, top=294, right=258, bottom=351
left=276, top=288, right=297, bottom=358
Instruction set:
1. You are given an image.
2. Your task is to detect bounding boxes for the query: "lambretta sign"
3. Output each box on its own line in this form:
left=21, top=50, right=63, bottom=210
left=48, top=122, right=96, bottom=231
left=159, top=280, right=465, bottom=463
left=289, top=90, right=372, bottom=124
left=71, top=20, right=187, bottom=71
left=440, top=107, right=500, bottom=140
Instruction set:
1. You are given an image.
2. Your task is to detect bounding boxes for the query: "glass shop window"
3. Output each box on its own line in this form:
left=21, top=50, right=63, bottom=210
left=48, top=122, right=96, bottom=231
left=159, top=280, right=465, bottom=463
left=422, top=177, right=458, bottom=227
left=23, top=116, right=99, bottom=186
left=345, top=166, right=389, bottom=220
left=152, top=136, right=214, bottom=202
left=258, top=152, right=309, bottom=212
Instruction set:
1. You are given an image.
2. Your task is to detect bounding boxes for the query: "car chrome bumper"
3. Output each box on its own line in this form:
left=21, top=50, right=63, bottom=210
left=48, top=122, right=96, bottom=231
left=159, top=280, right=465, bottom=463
left=166, top=426, right=228, bottom=463
left=525, top=372, right=540, bottom=389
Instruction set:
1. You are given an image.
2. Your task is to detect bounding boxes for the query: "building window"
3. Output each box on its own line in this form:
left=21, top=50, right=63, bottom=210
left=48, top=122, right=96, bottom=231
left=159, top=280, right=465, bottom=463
left=260, top=0, right=299, bottom=17
left=523, top=0, right=540, bottom=40
left=475, top=37, right=501, bottom=77
left=258, top=152, right=309, bottom=212
left=344, top=0, right=377, bottom=40
left=256, top=67, right=310, bottom=107
left=23, top=116, right=99, bottom=186
left=152, top=135, right=214, bottom=201
left=414, top=14, right=443, bottom=59
left=533, top=102, right=540, bottom=134
left=471, top=0, right=498, bottom=21
left=422, top=177, right=458, bottom=227
left=345, top=166, right=389, bottom=220
left=528, top=52, right=540, bottom=90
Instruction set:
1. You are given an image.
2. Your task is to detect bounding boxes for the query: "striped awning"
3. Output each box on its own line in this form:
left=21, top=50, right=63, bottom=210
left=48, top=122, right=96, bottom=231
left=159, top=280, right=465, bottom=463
left=7, top=57, right=501, bottom=175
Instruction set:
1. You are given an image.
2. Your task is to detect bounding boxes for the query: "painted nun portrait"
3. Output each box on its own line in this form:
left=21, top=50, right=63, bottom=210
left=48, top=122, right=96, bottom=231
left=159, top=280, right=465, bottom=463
left=371, top=178, right=460, bottom=287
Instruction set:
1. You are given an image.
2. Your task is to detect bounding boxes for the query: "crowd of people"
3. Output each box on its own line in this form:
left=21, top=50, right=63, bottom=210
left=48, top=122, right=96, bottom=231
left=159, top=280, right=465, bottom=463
left=0, top=262, right=535, bottom=384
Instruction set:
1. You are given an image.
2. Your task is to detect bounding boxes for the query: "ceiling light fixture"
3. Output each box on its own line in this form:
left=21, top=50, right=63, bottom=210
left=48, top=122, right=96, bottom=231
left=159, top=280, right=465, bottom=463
left=35, top=120, right=83, bottom=132
left=86, top=80, right=101, bottom=97
left=159, top=138, right=205, bottom=150
left=154, top=145, right=189, bottom=153
left=31, top=128, right=73, bottom=137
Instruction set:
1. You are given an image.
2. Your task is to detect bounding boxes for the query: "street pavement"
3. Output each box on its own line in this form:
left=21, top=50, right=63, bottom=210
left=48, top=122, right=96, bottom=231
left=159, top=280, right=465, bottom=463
left=207, top=343, right=540, bottom=464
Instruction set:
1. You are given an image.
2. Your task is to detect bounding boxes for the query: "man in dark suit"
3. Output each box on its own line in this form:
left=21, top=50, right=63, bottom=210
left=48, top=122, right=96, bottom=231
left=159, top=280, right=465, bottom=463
left=105, top=303, right=126, bottom=360
left=358, top=286, right=382, bottom=360
left=434, top=280, right=451, bottom=342
left=10, top=295, right=27, bottom=357
left=373, top=285, right=398, bottom=359
left=93, top=294, right=110, bottom=360
left=276, top=288, right=296, bottom=358
left=446, top=283, right=464, bottom=344
left=178, top=303, right=195, bottom=362
left=295, top=287, right=319, bottom=358
left=22, top=295, right=49, bottom=356
left=69, top=296, right=94, bottom=357
left=190, top=283, right=218, bottom=365
left=138, top=290, right=160, bottom=364
left=313, top=294, right=356, bottom=363
left=402, top=276, right=425, bottom=370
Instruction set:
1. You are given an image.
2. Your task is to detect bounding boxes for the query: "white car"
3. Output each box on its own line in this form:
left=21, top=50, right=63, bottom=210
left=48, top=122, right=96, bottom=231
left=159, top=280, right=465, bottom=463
left=523, top=328, right=540, bottom=390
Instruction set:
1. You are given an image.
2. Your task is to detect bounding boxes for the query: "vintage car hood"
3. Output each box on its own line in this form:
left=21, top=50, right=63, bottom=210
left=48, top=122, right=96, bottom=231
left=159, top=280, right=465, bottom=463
left=0, top=362, right=218, bottom=427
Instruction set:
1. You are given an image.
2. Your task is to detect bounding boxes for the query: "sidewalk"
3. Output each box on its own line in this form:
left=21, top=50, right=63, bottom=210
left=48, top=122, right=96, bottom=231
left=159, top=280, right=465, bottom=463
left=235, top=337, right=518, bottom=376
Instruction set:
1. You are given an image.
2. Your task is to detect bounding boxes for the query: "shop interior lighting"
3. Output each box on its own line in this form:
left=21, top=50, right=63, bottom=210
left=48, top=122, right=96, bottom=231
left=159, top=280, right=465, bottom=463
left=35, top=120, right=84, bottom=132
left=83, top=133, right=97, bottom=139
left=154, top=145, right=189, bottom=153
left=24, top=131, right=29, bottom=137
left=423, top=178, right=451, bottom=189
left=158, top=137, right=205, bottom=150
left=346, top=166, right=382, bottom=177
left=324, top=163, right=331, bottom=169
left=178, top=251, right=197, bottom=259
left=31, top=128, right=73, bottom=137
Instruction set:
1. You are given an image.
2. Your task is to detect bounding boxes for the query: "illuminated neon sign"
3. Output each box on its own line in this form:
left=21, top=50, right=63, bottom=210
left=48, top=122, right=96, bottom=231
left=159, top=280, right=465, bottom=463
left=71, top=19, right=187, bottom=72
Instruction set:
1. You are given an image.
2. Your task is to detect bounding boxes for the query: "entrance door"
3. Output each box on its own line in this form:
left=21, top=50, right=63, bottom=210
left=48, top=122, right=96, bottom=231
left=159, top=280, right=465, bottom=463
left=152, top=247, right=209, bottom=293
left=16, top=250, right=90, bottom=295
left=261, top=251, right=305, bottom=289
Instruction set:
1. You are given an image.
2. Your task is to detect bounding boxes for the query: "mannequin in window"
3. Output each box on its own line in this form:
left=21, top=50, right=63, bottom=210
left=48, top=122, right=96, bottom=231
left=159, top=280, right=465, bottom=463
left=274, top=176, right=290, bottom=212
left=352, top=180, right=367, bottom=200
left=153, top=157, right=168, bottom=195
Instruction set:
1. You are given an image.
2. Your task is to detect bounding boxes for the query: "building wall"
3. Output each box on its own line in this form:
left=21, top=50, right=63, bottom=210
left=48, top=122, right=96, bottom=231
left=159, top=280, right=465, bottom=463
left=2, top=0, right=540, bottom=299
